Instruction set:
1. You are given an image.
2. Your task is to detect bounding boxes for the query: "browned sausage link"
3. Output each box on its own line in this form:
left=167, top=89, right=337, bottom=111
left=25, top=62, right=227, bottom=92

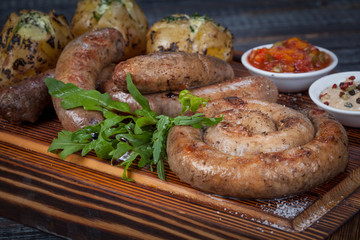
left=0, top=69, right=54, bottom=123
left=53, top=28, right=125, bottom=131
left=112, top=52, right=235, bottom=94
left=166, top=99, right=348, bottom=199
left=103, top=75, right=278, bottom=117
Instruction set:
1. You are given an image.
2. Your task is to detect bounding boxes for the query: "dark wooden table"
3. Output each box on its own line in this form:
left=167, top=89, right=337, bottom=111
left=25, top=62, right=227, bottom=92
left=0, top=0, right=359, bottom=239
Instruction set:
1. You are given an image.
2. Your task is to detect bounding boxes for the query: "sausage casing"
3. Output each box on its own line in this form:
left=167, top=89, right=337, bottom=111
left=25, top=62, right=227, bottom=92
left=0, top=69, right=54, bottom=123
left=104, top=75, right=278, bottom=117
left=166, top=98, right=348, bottom=199
left=53, top=28, right=125, bottom=131
left=112, top=52, right=235, bottom=94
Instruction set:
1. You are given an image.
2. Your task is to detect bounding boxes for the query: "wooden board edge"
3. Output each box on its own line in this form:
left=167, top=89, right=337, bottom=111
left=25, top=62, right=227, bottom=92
left=293, top=167, right=360, bottom=231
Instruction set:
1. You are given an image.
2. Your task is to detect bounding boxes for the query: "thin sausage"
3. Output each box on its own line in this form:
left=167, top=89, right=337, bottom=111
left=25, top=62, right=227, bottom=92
left=103, top=75, right=278, bottom=117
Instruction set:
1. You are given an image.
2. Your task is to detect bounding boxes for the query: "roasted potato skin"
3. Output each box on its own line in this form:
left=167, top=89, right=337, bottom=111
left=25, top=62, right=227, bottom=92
left=0, top=10, right=73, bottom=90
left=70, top=0, right=148, bottom=60
left=146, top=14, right=234, bottom=62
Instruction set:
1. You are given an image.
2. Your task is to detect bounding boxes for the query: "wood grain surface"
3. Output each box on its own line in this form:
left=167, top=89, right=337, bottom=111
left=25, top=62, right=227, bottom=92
left=0, top=57, right=359, bottom=239
left=1, top=0, right=360, bottom=239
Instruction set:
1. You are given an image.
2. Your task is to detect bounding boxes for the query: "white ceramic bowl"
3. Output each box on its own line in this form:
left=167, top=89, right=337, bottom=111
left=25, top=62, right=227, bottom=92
left=309, top=71, right=360, bottom=128
left=241, top=44, right=338, bottom=92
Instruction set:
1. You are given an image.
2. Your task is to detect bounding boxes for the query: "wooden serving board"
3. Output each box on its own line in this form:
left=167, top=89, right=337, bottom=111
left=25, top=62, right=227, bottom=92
left=0, top=56, right=359, bottom=239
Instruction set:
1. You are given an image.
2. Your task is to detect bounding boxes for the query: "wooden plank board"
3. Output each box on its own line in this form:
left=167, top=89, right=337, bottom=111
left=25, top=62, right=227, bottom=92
left=0, top=55, right=359, bottom=239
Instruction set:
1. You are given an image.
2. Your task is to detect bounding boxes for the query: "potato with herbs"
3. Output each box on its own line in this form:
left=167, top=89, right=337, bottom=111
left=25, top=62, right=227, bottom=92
left=71, top=0, right=148, bottom=60
left=0, top=10, right=73, bottom=90
left=146, top=14, right=234, bottom=63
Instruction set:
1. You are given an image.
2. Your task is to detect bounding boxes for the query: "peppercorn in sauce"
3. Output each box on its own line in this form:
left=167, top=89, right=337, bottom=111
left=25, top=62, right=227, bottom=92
left=247, top=37, right=332, bottom=73
left=319, top=76, right=360, bottom=111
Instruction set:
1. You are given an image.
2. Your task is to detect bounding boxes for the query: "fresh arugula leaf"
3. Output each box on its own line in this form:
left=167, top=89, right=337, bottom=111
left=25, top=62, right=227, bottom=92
left=126, top=73, right=151, bottom=112
left=179, top=89, right=210, bottom=114
left=45, top=78, right=131, bottom=115
left=46, top=74, right=222, bottom=182
left=48, top=130, right=88, bottom=159
left=152, top=115, right=172, bottom=165
left=119, top=151, right=139, bottom=182
left=156, top=159, right=165, bottom=181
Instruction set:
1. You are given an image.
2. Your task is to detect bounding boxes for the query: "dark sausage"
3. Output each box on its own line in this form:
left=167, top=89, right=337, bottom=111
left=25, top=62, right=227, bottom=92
left=0, top=69, right=54, bottom=123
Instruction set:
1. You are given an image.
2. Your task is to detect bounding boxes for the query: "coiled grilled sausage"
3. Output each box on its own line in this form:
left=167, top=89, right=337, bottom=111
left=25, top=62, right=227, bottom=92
left=166, top=98, right=348, bottom=199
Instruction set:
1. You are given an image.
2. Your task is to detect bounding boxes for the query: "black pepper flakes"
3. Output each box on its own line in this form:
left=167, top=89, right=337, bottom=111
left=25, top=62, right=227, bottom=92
left=150, top=30, right=156, bottom=44
left=1, top=68, right=11, bottom=80
left=46, top=36, right=55, bottom=48
left=356, top=98, right=360, bottom=104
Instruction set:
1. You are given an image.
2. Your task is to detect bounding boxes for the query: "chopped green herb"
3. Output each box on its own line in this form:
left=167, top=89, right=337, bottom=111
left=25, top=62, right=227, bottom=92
left=190, top=25, right=195, bottom=33
left=93, top=0, right=124, bottom=21
left=162, top=13, right=214, bottom=23
left=162, top=14, right=188, bottom=23
left=15, top=11, right=54, bottom=34
left=344, top=102, right=353, bottom=108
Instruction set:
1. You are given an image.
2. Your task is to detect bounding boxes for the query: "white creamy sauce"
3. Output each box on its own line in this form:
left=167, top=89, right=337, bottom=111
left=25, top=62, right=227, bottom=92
left=319, top=76, right=360, bottom=111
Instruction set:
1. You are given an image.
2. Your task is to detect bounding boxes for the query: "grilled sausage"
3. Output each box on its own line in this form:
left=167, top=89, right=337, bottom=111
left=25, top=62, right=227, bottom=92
left=111, top=52, right=235, bottom=94
left=104, top=75, right=278, bottom=117
left=0, top=69, right=54, bottom=123
left=53, top=28, right=125, bottom=131
left=166, top=98, right=348, bottom=199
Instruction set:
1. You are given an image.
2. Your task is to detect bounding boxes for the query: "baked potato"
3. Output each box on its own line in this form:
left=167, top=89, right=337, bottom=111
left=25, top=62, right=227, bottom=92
left=70, top=0, right=148, bottom=60
left=0, top=10, right=73, bottom=90
left=146, top=14, right=234, bottom=62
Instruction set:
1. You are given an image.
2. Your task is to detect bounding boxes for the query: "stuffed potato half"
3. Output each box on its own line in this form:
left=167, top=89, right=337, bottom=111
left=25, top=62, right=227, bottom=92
left=71, top=0, right=148, bottom=60
left=0, top=10, right=72, bottom=89
left=147, top=14, right=234, bottom=62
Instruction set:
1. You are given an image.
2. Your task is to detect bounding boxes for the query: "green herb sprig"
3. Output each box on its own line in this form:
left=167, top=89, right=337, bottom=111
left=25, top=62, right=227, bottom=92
left=45, top=74, right=222, bottom=181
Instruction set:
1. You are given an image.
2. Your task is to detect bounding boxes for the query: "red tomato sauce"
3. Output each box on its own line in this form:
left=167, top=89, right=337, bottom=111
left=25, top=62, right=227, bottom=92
left=247, top=37, right=332, bottom=73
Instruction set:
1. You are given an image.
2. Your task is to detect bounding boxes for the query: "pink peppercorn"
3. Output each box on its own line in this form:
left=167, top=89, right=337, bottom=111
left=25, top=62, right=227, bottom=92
left=340, top=82, right=349, bottom=90
left=320, top=93, right=328, bottom=98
